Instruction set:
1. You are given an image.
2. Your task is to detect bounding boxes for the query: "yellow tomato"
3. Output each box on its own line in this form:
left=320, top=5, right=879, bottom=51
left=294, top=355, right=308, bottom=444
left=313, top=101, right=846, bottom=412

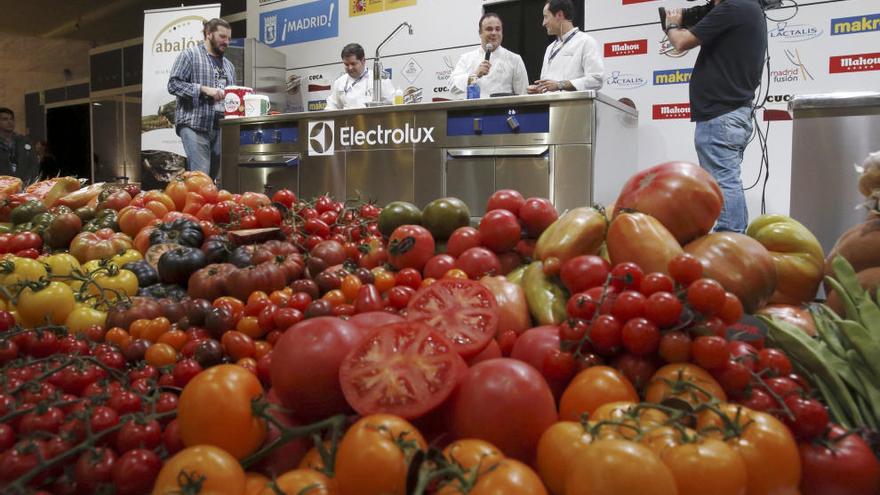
left=110, top=248, right=143, bottom=266
left=39, top=253, right=81, bottom=278
left=65, top=303, right=108, bottom=334
left=17, top=281, right=76, bottom=327
left=0, top=256, right=48, bottom=286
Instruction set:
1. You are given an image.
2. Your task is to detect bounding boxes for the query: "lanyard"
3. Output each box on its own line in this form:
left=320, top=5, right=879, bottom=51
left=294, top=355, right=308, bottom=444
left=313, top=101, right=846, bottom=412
left=345, top=69, right=369, bottom=94
left=548, top=30, right=579, bottom=63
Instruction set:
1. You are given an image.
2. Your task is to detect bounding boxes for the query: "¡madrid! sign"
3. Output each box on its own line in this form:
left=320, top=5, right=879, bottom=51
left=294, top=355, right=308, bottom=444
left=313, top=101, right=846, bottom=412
left=261, top=0, right=339, bottom=48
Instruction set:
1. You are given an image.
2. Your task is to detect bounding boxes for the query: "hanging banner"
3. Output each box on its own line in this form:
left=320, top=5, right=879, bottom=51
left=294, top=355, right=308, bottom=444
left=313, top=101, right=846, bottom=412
left=140, top=4, right=221, bottom=190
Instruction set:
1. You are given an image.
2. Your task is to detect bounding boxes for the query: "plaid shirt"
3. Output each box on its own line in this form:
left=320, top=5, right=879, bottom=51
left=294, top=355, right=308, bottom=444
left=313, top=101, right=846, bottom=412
left=167, top=43, right=236, bottom=134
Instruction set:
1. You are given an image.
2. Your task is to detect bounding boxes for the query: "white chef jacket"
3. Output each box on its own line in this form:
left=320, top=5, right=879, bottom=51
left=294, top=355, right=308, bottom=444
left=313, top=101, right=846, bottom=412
left=324, top=68, right=396, bottom=110
left=539, top=28, right=604, bottom=91
left=450, top=46, right=529, bottom=99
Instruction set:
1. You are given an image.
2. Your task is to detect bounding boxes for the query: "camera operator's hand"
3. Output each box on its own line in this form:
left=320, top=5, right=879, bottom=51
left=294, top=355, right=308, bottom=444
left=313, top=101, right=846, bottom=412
left=666, top=8, right=683, bottom=28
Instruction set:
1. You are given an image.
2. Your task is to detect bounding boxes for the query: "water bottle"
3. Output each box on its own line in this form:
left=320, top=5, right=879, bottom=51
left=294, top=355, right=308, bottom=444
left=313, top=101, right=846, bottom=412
left=467, top=82, right=481, bottom=100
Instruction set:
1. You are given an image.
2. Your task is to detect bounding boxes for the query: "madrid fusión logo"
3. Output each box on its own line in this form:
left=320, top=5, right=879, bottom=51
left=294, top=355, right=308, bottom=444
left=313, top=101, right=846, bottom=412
left=308, top=121, right=335, bottom=156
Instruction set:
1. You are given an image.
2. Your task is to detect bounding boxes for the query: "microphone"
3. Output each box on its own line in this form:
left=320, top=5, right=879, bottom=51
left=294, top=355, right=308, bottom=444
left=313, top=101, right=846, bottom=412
left=484, top=43, right=495, bottom=62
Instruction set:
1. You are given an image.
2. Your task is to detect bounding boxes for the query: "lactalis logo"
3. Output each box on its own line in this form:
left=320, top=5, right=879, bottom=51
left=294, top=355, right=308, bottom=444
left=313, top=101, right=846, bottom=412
left=308, top=121, right=335, bottom=156
left=151, top=16, right=205, bottom=54
left=653, top=103, right=691, bottom=120
left=653, top=68, right=693, bottom=85
left=604, top=40, right=648, bottom=57
left=831, top=13, right=880, bottom=35
left=829, top=52, right=880, bottom=73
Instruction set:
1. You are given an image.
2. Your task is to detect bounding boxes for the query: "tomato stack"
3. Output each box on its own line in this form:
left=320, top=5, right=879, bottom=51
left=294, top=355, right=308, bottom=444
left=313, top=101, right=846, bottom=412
left=1, top=163, right=880, bottom=495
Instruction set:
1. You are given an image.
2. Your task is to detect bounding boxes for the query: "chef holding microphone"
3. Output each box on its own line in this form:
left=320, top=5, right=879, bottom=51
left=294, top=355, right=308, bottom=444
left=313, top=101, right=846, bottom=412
left=450, top=13, right=529, bottom=99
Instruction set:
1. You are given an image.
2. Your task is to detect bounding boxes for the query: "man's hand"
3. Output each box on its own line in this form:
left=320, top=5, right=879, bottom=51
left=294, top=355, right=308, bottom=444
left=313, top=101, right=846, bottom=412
left=527, top=84, right=540, bottom=94
left=533, top=79, right=563, bottom=93
left=475, top=61, right=491, bottom=78
left=201, top=86, right=225, bottom=101
left=665, top=8, right=683, bottom=27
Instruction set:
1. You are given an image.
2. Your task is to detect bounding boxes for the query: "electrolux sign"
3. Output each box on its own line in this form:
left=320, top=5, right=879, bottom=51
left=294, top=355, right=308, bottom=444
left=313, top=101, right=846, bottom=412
left=261, top=0, right=339, bottom=47
left=307, top=121, right=436, bottom=156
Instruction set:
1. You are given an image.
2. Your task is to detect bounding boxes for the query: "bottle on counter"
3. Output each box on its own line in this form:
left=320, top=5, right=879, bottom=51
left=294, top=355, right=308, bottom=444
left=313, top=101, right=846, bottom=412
left=394, top=89, right=404, bottom=105
left=467, top=81, right=481, bottom=100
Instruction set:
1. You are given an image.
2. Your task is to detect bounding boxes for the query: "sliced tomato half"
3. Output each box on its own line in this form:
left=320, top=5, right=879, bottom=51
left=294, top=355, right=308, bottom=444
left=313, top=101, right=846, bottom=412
left=339, top=321, right=466, bottom=419
left=405, top=278, right=498, bottom=358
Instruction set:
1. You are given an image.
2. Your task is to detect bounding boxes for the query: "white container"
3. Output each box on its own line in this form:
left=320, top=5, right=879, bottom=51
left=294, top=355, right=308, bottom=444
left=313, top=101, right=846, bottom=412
left=244, top=94, right=271, bottom=117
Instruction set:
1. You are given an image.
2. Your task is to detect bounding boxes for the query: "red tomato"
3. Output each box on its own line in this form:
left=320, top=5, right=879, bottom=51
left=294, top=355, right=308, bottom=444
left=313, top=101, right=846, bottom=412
left=455, top=247, right=502, bottom=279
left=510, top=325, right=570, bottom=399
left=487, top=189, right=526, bottom=215
left=269, top=317, right=363, bottom=421
left=272, top=189, right=297, bottom=208
left=423, top=254, right=456, bottom=280
left=256, top=206, right=282, bottom=227
left=340, top=321, right=466, bottom=419
left=406, top=279, right=498, bottom=358
left=479, top=209, right=521, bottom=253
left=518, top=197, right=558, bottom=238
left=347, top=311, right=405, bottom=336
left=799, top=425, right=880, bottom=495
left=613, top=161, right=723, bottom=245
left=560, top=255, right=610, bottom=293
left=451, top=358, right=557, bottom=463
left=447, top=227, right=482, bottom=258
left=388, top=225, right=435, bottom=271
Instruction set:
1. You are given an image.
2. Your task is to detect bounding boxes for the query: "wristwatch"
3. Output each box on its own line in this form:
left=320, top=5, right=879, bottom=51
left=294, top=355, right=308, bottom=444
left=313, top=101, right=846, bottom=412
left=557, top=81, right=566, bottom=91
left=665, top=23, right=681, bottom=32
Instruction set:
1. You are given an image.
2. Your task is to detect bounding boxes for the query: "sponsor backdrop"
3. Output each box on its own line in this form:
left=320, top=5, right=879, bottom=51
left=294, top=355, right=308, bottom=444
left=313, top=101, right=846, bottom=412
left=246, top=0, right=481, bottom=110
left=586, top=0, right=880, bottom=217
left=141, top=4, right=222, bottom=189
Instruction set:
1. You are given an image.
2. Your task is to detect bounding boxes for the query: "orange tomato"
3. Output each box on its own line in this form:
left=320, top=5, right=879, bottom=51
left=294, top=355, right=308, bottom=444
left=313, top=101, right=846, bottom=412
left=564, top=439, right=677, bottom=495
left=142, top=317, right=171, bottom=343
left=129, top=318, right=150, bottom=339
left=236, top=316, right=264, bottom=339
left=591, top=401, right=669, bottom=440
left=244, top=472, right=270, bottom=495
left=254, top=341, right=272, bottom=359
left=536, top=421, right=593, bottom=495
left=420, top=277, right=437, bottom=288
left=341, top=275, right=363, bottom=302
left=177, top=364, right=267, bottom=459
left=335, top=414, right=427, bottom=495
left=145, top=342, right=178, bottom=367
left=153, top=445, right=246, bottom=495
left=644, top=363, right=727, bottom=408
left=559, top=366, right=639, bottom=421
left=298, top=442, right=330, bottom=472
left=660, top=437, right=748, bottom=495
left=269, top=290, right=290, bottom=307
left=373, top=270, right=396, bottom=293
left=442, top=439, right=504, bottom=475
left=696, top=404, right=800, bottom=495
left=258, top=469, right=337, bottom=495
left=104, top=327, right=131, bottom=350
left=440, top=459, right=548, bottom=495
left=247, top=291, right=269, bottom=306
left=222, top=330, right=256, bottom=360
left=638, top=425, right=691, bottom=457
left=158, top=329, right=188, bottom=350
left=322, top=289, right=346, bottom=307
left=214, top=296, right=245, bottom=322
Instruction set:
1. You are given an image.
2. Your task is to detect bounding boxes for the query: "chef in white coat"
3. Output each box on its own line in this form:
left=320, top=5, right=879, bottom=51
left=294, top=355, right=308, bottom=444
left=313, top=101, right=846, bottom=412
left=528, top=0, right=604, bottom=94
left=325, top=43, right=395, bottom=110
left=450, top=13, right=529, bottom=99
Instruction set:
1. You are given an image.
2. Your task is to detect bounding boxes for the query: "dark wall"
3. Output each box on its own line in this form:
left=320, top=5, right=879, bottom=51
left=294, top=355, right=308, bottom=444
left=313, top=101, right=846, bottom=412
left=47, top=104, right=91, bottom=180
left=485, top=0, right=585, bottom=84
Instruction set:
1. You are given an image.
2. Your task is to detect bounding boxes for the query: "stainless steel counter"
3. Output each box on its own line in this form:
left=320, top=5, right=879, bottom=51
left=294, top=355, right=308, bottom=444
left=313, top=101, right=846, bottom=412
left=789, top=92, right=880, bottom=254
left=221, top=91, right=638, bottom=215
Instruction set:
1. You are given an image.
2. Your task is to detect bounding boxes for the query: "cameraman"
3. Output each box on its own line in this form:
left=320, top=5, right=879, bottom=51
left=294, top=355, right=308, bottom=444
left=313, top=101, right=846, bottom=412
left=665, top=0, right=766, bottom=233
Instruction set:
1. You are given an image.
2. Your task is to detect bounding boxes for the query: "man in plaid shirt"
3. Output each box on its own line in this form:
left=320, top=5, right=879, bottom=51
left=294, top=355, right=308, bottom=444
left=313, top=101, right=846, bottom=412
left=167, top=18, right=236, bottom=181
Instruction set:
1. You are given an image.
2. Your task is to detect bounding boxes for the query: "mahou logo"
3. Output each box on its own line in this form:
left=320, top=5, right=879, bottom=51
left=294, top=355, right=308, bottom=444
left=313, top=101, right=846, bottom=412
left=829, top=52, right=880, bottom=73
left=653, top=103, right=691, bottom=120
left=604, top=40, right=648, bottom=57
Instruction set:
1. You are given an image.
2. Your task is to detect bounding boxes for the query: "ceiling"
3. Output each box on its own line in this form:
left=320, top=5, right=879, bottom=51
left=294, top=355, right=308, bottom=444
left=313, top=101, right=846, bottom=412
left=0, top=0, right=245, bottom=46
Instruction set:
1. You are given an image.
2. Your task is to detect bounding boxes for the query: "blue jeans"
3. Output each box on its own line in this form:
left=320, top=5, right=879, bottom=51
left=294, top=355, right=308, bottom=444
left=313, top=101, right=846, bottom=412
left=180, top=125, right=221, bottom=180
left=694, top=106, right=753, bottom=233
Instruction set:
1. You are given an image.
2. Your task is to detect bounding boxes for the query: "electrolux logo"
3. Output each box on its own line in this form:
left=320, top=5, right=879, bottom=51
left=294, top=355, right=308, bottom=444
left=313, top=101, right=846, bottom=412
left=652, top=103, right=691, bottom=120
left=308, top=120, right=335, bottom=156
left=829, top=52, right=880, bottom=73
left=604, top=40, right=648, bottom=57
left=260, top=0, right=338, bottom=47
left=151, top=15, right=205, bottom=54
left=340, top=123, right=435, bottom=147
left=768, top=22, right=822, bottom=42
left=831, top=13, right=880, bottom=35
left=605, top=71, right=647, bottom=89
left=653, top=68, right=693, bottom=85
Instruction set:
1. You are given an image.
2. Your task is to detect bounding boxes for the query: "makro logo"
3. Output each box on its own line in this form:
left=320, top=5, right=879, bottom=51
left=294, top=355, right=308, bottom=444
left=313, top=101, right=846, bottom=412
left=653, top=103, right=691, bottom=120
left=831, top=13, right=880, bottom=35
left=604, top=39, right=648, bottom=57
left=308, top=100, right=327, bottom=111
left=771, top=49, right=814, bottom=82
left=308, top=120, right=335, bottom=156
left=653, top=68, right=693, bottom=85
left=830, top=52, right=880, bottom=73
left=151, top=15, right=204, bottom=54
left=605, top=71, right=646, bottom=89
left=768, top=22, right=822, bottom=42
